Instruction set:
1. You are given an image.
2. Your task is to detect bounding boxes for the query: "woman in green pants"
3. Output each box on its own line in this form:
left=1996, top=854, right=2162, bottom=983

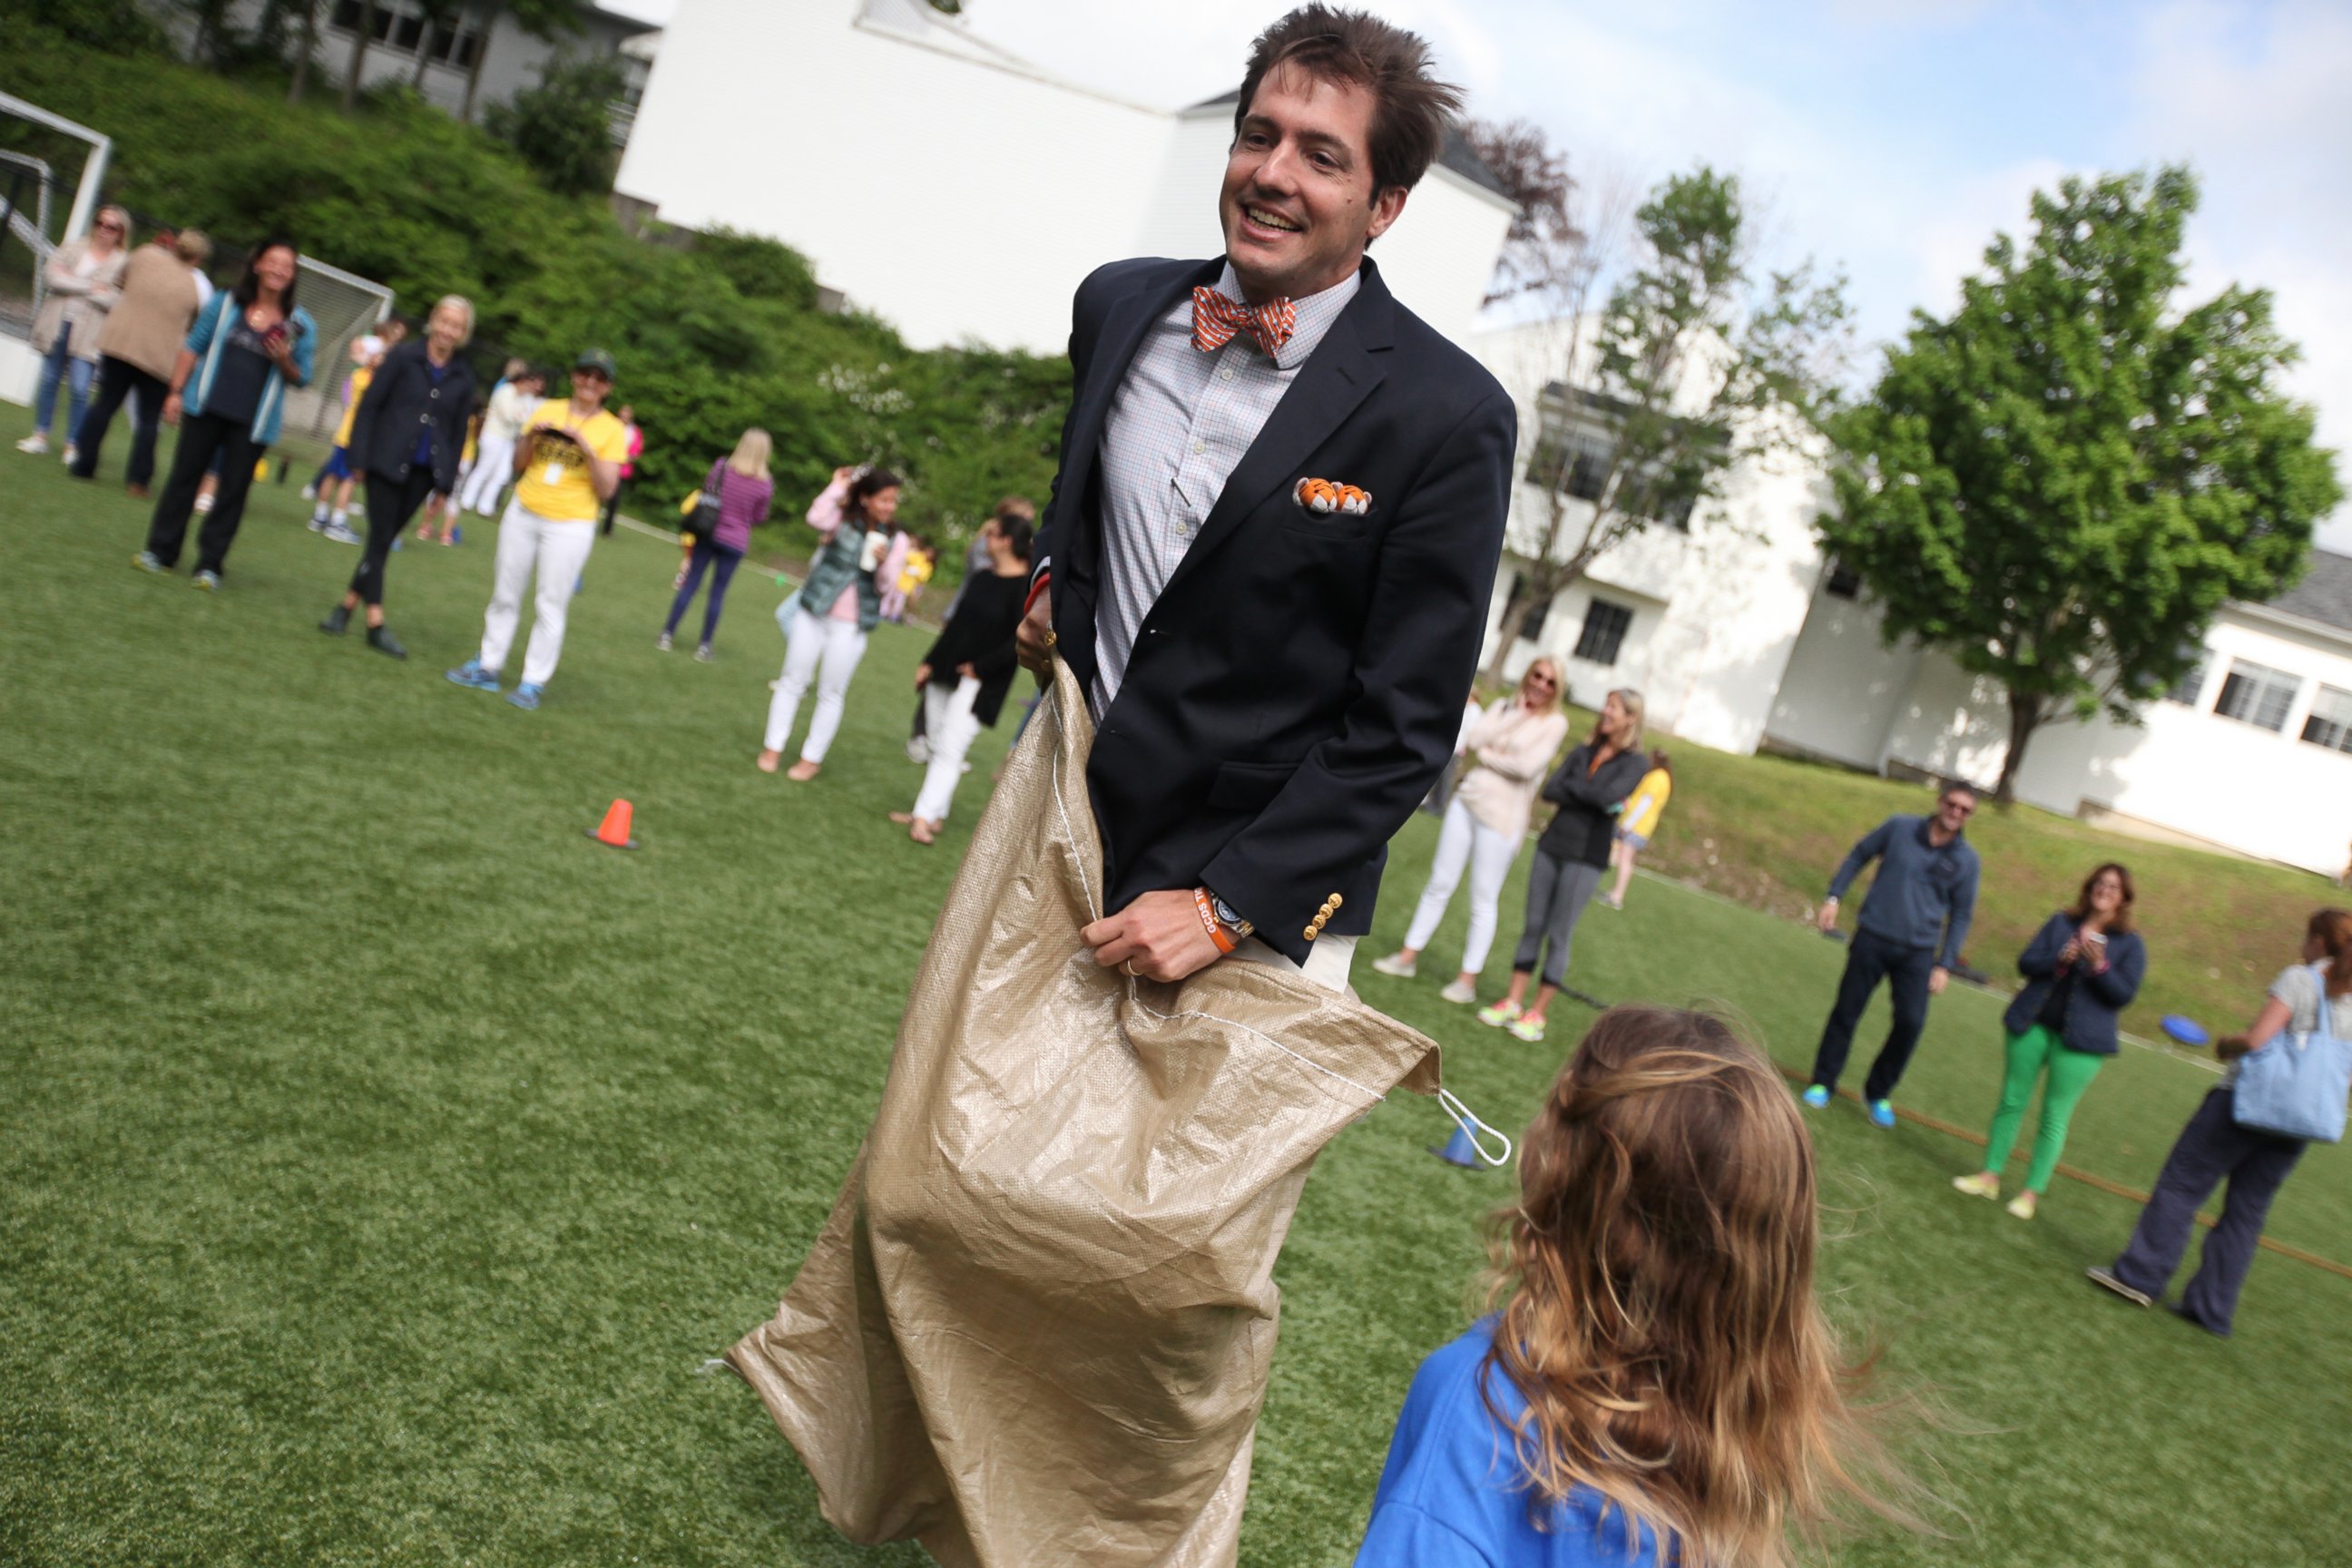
left=1953, top=864, right=2145, bottom=1219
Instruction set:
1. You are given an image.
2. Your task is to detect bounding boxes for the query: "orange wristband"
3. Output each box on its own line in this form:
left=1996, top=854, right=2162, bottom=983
left=1193, top=887, right=1236, bottom=955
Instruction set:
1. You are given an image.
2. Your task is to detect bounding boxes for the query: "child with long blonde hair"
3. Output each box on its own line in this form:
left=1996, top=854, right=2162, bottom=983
left=1357, top=1006, right=1919, bottom=1566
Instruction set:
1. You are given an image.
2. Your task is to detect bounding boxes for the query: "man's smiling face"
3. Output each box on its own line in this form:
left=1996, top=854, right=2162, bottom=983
left=1220, top=64, right=1407, bottom=305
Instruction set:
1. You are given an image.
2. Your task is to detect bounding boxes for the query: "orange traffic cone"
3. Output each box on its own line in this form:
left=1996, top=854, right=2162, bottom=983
left=588, top=798, right=639, bottom=850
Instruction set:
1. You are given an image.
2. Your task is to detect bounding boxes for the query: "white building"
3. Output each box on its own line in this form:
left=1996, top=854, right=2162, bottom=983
left=612, top=0, right=1519, bottom=354
left=1475, top=316, right=2352, bottom=877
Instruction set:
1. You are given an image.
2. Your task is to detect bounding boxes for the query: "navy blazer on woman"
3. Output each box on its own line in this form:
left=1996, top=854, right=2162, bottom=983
left=2002, top=912, right=2147, bottom=1055
left=348, top=341, right=478, bottom=495
left=1034, top=256, right=1515, bottom=962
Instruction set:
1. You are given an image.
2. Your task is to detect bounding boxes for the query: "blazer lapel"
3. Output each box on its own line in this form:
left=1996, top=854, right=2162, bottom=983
left=1156, top=268, right=1395, bottom=605
left=1057, top=260, right=1222, bottom=564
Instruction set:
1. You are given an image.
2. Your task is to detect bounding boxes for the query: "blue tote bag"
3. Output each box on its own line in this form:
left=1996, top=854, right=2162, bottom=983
left=2232, top=968, right=2349, bottom=1143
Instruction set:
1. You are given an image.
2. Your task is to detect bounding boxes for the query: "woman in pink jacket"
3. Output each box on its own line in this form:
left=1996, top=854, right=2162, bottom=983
left=1372, top=658, right=1571, bottom=1004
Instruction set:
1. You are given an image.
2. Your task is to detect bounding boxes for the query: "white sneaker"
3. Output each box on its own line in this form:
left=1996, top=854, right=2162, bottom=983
left=323, top=521, right=363, bottom=544
left=60, top=443, right=78, bottom=466
left=1438, top=978, right=1478, bottom=1004
left=15, top=433, right=49, bottom=456
left=194, top=493, right=215, bottom=514
left=300, top=484, right=318, bottom=502
left=1370, top=952, right=1417, bottom=979
left=906, top=738, right=932, bottom=763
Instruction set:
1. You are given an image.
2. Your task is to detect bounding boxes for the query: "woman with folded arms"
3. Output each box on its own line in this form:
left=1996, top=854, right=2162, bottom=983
left=1951, top=863, right=2145, bottom=1220
left=1373, top=659, right=1570, bottom=1004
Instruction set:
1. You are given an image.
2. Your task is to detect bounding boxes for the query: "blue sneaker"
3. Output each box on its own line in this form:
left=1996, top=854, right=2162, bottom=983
left=1800, top=1085, right=1829, bottom=1109
left=506, top=681, right=544, bottom=710
left=448, top=524, right=463, bottom=545
left=445, top=659, right=501, bottom=692
left=1869, top=1099, right=1896, bottom=1130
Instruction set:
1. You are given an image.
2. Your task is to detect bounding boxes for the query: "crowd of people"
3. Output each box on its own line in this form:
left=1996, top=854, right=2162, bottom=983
left=23, top=5, right=2346, bottom=1562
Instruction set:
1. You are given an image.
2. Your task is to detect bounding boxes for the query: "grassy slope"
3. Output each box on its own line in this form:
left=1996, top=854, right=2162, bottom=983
left=5, top=406, right=2350, bottom=1565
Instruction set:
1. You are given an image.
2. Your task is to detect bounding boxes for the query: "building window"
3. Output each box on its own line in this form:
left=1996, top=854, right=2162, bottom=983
left=2301, top=686, right=2352, bottom=755
left=1573, top=599, right=1632, bottom=666
left=1508, top=573, right=1549, bottom=641
left=1528, top=428, right=1613, bottom=502
left=2212, top=658, right=2300, bottom=732
left=1825, top=558, right=1861, bottom=599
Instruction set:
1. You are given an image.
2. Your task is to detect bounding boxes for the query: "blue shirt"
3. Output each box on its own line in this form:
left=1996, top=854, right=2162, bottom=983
left=1357, top=1323, right=1662, bottom=1568
left=1827, top=814, right=1980, bottom=968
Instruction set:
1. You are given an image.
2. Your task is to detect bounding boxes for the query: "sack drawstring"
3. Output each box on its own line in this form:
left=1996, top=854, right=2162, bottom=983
left=1438, top=1088, right=1514, bottom=1168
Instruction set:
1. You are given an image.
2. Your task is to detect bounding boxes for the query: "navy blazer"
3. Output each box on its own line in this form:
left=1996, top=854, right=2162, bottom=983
left=347, top=341, right=477, bottom=495
left=1034, top=256, right=1515, bottom=961
left=2002, top=912, right=2146, bottom=1055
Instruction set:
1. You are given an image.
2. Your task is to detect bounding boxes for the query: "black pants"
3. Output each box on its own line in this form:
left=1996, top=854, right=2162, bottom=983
left=1809, top=929, right=1937, bottom=1101
left=598, top=478, right=629, bottom=536
left=145, top=412, right=265, bottom=574
left=71, top=356, right=169, bottom=487
left=351, top=468, right=439, bottom=606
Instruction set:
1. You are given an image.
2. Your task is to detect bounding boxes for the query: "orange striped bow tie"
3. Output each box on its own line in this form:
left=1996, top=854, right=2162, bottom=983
left=1191, top=287, right=1296, bottom=358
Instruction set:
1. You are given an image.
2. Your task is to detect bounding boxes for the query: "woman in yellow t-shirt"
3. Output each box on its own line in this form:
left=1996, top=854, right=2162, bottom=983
left=445, top=348, right=629, bottom=710
left=1603, top=750, right=1671, bottom=910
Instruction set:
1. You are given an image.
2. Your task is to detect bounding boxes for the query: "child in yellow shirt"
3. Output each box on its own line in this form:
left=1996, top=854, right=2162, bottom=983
left=1604, top=750, right=1672, bottom=910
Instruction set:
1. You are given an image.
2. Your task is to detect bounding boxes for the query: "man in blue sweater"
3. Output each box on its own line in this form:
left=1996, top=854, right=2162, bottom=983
left=1804, top=783, right=1982, bottom=1126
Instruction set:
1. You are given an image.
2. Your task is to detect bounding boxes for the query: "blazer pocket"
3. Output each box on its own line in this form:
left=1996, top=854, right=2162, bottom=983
left=1276, top=513, right=1376, bottom=543
left=1207, top=760, right=1299, bottom=811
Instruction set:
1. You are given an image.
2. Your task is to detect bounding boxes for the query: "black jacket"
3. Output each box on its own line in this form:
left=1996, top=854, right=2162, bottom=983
left=2002, top=913, right=2146, bottom=1056
left=1035, top=256, right=1514, bottom=961
left=348, top=341, right=478, bottom=493
left=1535, top=742, right=1648, bottom=867
left=923, top=572, right=1026, bottom=727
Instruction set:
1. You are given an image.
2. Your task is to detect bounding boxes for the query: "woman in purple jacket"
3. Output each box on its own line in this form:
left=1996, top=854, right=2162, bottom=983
left=659, top=427, right=774, bottom=661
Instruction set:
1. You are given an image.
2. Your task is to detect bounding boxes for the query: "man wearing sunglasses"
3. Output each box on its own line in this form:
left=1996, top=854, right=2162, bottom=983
left=1805, top=782, right=1984, bottom=1126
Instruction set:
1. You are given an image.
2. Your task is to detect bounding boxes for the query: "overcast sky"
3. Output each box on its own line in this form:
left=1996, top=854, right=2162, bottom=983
left=610, top=0, right=2350, bottom=548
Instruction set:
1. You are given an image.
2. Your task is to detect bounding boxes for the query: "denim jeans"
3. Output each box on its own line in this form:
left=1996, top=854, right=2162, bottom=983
left=32, top=335, right=95, bottom=441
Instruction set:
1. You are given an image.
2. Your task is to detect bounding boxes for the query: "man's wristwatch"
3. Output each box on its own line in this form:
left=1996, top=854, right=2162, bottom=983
left=1209, top=891, right=1254, bottom=943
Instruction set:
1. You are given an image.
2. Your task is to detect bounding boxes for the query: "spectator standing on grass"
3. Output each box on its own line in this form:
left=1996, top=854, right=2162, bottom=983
left=914, top=498, right=1036, bottom=760
left=1802, top=783, right=1982, bottom=1127
left=1477, top=689, right=1647, bottom=1044
left=1373, top=658, right=1570, bottom=1004
left=659, top=426, right=773, bottom=661
left=598, top=404, right=642, bottom=535
left=2090, top=908, right=2352, bottom=1336
left=758, top=466, right=899, bottom=780
left=17, top=204, right=129, bottom=465
left=1357, top=1006, right=1917, bottom=1567
left=1602, top=750, right=1671, bottom=910
left=307, top=334, right=382, bottom=541
left=318, top=296, right=478, bottom=660
left=68, top=222, right=201, bottom=497
left=1953, top=863, right=2146, bottom=1220
left=890, top=514, right=1033, bottom=844
left=133, top=238, right=316, bottom=591
left=444, top=349, right=627, bottom=710
left=460, top=362, right=537, bottom=516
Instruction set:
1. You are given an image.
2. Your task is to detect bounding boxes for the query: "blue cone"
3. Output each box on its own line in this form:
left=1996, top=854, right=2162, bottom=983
left=1429, top=1123, right=1483, bottom=1168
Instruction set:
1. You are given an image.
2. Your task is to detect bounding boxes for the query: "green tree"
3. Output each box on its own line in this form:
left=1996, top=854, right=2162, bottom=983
left=485, top=53, right=627, bottom=197
left=1817, top=167, right=2342, bottom=802
left=1488, top=163, right=1850, bottom=681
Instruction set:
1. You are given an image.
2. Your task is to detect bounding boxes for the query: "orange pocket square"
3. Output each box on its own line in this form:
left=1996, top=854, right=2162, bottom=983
left=1294, top=477, right=1372, bottom=516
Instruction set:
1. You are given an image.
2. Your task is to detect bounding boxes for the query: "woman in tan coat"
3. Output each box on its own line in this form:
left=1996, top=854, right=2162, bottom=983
left=68, top=226, right=201, bottom=496
left=16, top=206, right=129, bottom=463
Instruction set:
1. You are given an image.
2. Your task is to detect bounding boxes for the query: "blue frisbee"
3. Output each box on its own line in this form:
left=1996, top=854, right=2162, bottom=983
left=2161, top=1014, right=2210, bottom=1048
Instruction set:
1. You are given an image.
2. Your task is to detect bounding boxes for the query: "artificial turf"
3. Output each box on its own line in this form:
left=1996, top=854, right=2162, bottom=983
left=5, top=402, right=2349, bottom=1565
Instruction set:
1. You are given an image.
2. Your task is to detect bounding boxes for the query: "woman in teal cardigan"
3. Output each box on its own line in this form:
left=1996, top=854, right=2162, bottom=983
left=1952, top=862, right=2145, bottom=1219
left=757, top=466, right=899, bottom=780
left=135, top=237, right=317, bottom=589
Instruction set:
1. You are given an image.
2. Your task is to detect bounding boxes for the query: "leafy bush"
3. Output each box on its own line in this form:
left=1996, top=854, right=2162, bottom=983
left=0, top=17, right=1068, bottom=567
left=483, top=53, right=626, bottom=199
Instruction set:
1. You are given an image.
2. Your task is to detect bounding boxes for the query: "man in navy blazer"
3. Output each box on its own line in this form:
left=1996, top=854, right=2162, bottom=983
left=1016, top=5, right=1516, bottom=988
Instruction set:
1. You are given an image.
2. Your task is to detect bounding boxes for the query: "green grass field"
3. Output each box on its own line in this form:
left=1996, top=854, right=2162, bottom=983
left=5, top=401, right=2350, bottom=1566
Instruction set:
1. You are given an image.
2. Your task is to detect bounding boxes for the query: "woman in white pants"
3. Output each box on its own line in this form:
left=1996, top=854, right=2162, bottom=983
left=759, top=466, right=900, bottom=780
left=890, top=514, right=1033, bottom=843
left=1371, top=658, right=1570, bottom=1003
